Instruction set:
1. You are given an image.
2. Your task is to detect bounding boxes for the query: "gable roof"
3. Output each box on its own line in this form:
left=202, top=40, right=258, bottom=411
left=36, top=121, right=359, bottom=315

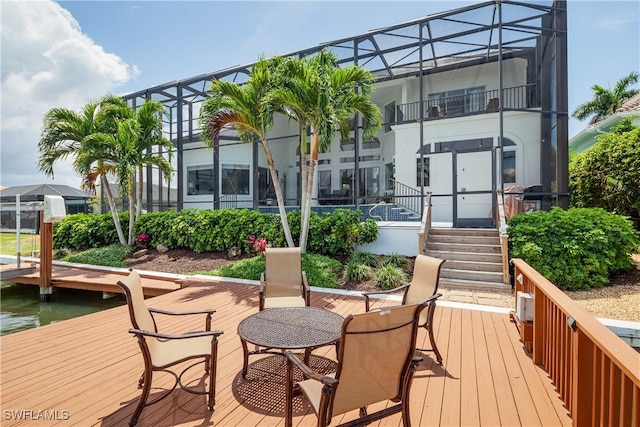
left=0, top=184, right=90, bottom=201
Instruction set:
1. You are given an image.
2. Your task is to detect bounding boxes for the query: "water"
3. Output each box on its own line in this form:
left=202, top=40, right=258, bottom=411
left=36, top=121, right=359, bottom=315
left=1, top=281, right=125, bottom=336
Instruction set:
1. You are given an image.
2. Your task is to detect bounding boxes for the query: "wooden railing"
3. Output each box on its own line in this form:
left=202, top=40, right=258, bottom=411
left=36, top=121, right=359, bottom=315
left=418, top=193, right=432, bottom=255
left=496, top=190, right=510, bottom=284
left=512, top=259, right=640, bottom=427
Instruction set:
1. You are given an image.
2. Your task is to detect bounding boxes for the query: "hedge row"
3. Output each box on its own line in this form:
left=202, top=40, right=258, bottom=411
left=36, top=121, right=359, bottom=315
left=508, top=207, right=639, bottom=290
left=53, top=208, right=378, bottom=257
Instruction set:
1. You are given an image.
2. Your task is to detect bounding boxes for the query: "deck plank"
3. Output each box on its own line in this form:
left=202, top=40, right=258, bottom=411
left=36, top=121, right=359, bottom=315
left=0, top=280, right=572, bottom=427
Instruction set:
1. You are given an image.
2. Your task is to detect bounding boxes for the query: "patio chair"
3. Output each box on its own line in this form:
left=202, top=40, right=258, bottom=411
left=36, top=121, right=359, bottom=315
left=362, top=254, right=446, bottom=364
left=259, top=247, right=310, bottom=310
left=116, top=270, right=224, bottom=426
left=284, top=296, right=437, bottom=427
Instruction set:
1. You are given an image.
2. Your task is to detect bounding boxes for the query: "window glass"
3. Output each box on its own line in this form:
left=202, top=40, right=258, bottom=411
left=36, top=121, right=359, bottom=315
left=187, top=166, right=214, bottom=195
left=222, top=164, right=250, bottom=195
left=384, top=102, right=396, bottom=132
left=359, top=167, right=380, bottom=200
left=416, top=158, right=430, bottom=187
left=503, top=151, right=516, bottom=183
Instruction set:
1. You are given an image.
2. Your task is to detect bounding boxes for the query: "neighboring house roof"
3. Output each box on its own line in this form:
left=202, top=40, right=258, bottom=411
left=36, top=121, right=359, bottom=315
left=570, top=92, right=640, bottom=155
left=0, top=184, right=90, bottom=202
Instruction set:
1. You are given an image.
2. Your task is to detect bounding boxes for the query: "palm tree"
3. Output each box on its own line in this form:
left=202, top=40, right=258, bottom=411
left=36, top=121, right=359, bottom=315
left=271, top=50, right=382, bottom=252
left=100, top=96, right=174, bottom=218
left=572, top=71, right=639, bottom=125
left=199, top=57, right=296, bottom=248
left=38, top=101, right=128, bottom=245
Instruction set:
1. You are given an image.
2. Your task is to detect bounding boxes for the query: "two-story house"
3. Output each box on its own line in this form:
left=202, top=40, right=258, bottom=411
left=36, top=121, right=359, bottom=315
left=123, top=0, right=568, bottom=228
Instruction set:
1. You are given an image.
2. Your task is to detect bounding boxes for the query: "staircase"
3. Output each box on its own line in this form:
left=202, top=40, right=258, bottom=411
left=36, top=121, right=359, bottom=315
left=425, top=228, right=511, bottom=292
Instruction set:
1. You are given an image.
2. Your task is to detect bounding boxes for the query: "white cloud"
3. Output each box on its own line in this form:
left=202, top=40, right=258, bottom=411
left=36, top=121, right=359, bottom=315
left=0, top=0, right=138, bottom=188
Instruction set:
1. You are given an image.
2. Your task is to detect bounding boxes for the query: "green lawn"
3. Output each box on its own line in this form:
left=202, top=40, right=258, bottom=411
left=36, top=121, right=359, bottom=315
left=0, top=232, right=40, bottom=256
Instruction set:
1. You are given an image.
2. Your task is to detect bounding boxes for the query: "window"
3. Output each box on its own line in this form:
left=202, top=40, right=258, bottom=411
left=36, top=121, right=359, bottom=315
left=503, top=151, right=516, bottom=184
left=362, top=136, right=381, bottom=149
left=318, top=170, right=331, bottom=199
left=385, top=162, right=394, bottom=191
left=416, top=158, right=430, bottom=187
left=434, top=138, right=493, bottom=153
left=222, top=164, right=250, bottom=195
left=258, top=167, right=276, bottom=201
left=359, top=167, right=380, bottom=200
left=384, top=102, right=396, bottom=132
left=187, top=166, right=214, bottom=195
left=428, top=86, right=486, bottom=116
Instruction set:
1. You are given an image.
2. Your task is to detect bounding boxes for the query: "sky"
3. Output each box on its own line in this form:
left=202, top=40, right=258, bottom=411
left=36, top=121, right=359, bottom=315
left=1, top=0, right=639, bottom=189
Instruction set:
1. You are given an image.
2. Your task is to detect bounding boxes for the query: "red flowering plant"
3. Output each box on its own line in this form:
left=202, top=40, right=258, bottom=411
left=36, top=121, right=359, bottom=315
left=135, top=233, right=150, bottom=249
left=247, top=235, right=269, bottom=255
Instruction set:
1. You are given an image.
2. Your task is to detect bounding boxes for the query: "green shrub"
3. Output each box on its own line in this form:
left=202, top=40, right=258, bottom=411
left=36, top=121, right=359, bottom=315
left=348, top=251, right=378, bottom=267
left=508, top=207, right=639, bottom=290
left=344, top=261, right=373, bottom=282
left=570, top=122, right=640, bottom=228
left=199, top=253, right=342, bottom=289
left=52, top=248, right=70, bottom=260
left=380, top=253, right=410, bottom=272
left=375, top=265, right=407, bottom=290
left=306, top=209, right=379, bottom=256
left=55, top=208, right=378, bottom=258
left=62, top=244, right=132, bottom=268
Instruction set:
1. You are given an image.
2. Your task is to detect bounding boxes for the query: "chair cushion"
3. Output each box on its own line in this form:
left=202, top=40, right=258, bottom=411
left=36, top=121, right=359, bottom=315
left=262, top=296, right=307, bottom=310
left=149, top=335, right=214, bottom=368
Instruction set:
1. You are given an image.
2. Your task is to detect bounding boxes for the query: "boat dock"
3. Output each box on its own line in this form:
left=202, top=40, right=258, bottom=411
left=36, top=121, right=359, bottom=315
left=1, top=262, right=183, bottom=297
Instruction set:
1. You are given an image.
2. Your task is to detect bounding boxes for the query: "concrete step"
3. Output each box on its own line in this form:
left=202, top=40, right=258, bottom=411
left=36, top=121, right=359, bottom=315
left=441, top=267, right=504, bottom=283
left=439, top=277, right=512, bottom=293
left=426, top=250, right=502, bottom=263
left=429, top=234, right=500, bottom=245
left=427, top=242, right=501, bottom=254
left=443, top=259, right=503, bottom=272
left=430, top=227, right=499, bottom=237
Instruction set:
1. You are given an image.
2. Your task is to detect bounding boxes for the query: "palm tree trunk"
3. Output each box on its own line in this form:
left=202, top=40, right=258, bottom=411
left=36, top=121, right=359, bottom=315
left=299, top=133, right=319, bottom=253
left=136, top=165, right=143, bottom=220
left=128, top=180, right=136, bottom=245
left=101, top=174, right=127, bottom=245
left=261, top=139, right=295, bottom=247
left=300, top=152, right=308, bottom=247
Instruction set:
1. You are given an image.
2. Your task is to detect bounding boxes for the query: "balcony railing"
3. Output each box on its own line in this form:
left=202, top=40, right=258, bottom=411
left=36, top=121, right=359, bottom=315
left=396, top=84, right=539, bottom=123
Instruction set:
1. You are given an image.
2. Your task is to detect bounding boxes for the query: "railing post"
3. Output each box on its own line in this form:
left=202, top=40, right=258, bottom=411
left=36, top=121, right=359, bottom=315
left=532, top=273, right=544, bottom=365
left=571, top=326, right=595, bottom=426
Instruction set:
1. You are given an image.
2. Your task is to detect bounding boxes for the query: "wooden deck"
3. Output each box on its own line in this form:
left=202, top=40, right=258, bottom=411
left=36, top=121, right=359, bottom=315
left=2, top=265, right=182, bottom=297
left=0, top=280, right=572, bottom=426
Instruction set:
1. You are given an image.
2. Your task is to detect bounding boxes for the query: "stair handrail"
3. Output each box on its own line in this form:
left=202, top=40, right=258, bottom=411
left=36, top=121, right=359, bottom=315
left=496, top=189, right=510, bottom=284
left=418, top=192, right=432, bottom=255
left=391, top=179, right=421, bottom=216
left=367, top=200, right=388, bottom=221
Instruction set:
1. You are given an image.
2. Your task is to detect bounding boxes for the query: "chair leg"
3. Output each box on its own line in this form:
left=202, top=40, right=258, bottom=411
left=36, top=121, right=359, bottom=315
left=426, top=304, right=443, bottom=364
left=401, top=402, right=412, bottom=427
left=130, top=370, right=152, bottom=426
left=137, top=372, right=145, bottom=388
left=208, top=341, right=218, bottom=411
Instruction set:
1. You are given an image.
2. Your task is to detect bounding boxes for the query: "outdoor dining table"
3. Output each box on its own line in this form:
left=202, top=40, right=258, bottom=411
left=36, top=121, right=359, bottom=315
left=237, top=306, right=344, bottom=378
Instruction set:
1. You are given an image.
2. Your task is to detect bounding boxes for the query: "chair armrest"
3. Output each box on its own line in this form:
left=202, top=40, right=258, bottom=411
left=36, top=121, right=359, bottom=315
left=361, top=283, right=410, bottom=297
left=129, top=328, right=224, bottom=340
left=301, top=271, right=311, bottom=306
left=149, top=307, right=216, bottom=316
left=362, top=283, right=410, bottom=311
left=284, top=350, right=338, bottom=386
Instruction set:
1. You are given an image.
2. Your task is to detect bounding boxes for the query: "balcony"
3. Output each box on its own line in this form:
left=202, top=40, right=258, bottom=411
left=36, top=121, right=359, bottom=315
left=396, top=84, right=539, bottom=124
